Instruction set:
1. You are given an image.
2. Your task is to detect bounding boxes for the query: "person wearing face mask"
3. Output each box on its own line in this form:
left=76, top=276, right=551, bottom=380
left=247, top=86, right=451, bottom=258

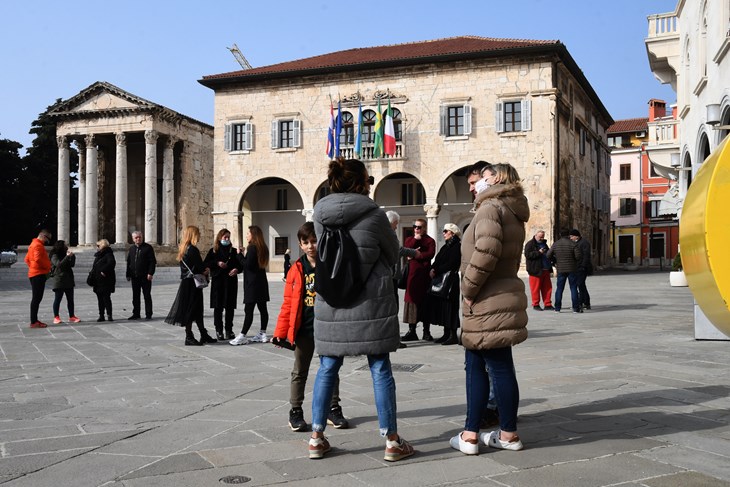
left=25, top=229, right=53, bottom=328
left=204, top=229, right=242, bottom=340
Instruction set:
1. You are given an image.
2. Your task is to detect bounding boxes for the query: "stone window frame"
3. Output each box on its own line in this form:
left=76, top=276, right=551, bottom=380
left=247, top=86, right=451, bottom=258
left=271, top=112, right=301, bottom=151
left=439, top=97, right=472, bottom=139
left=224, top=117, right=253, bottom=153
left=495, top=95, right=532, bottom=134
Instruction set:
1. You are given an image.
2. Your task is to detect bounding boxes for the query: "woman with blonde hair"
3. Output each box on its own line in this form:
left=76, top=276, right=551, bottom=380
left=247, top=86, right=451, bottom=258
left=230, top=225, right=271, bottom=345
left=450, top=162, right=529, bottom=455
left=91, top=239, right=116, bottom=322
left=165, top=225, right=216, bottom=346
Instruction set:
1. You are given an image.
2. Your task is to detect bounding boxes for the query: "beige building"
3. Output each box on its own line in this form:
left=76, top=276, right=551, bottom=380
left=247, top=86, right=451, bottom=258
left=49, top=82, right=214, bottom=259
left=200, top=36, right=613, bottom=272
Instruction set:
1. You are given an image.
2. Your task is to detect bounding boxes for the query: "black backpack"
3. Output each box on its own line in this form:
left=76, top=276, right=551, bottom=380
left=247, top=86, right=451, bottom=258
left=314, top=225, right=362, bottom=307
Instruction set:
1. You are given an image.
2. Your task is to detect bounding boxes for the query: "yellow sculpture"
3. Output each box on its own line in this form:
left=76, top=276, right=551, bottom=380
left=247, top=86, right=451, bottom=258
left=679, top=135, right=730, bottom=335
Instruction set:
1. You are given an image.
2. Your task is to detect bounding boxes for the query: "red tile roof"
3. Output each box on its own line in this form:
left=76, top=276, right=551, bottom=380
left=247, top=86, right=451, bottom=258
left=607, top=118, right=649, bottom=134
left=201, top=36, right=559, bottom=82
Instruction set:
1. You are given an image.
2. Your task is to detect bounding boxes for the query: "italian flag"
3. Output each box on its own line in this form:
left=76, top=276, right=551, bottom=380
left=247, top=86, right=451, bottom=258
left=384, top=98, right=396, bottom=156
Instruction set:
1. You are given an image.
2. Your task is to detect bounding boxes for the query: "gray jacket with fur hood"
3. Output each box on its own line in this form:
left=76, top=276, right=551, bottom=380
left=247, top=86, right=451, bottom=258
left=313, top=193, right=400, bottom=356
left=460, top=183, right=530, bottom=350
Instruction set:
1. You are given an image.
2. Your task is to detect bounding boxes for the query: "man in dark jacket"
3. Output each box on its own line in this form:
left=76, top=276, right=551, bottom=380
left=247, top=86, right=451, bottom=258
left=570, top=229, right=592, bottom=310
left=524, top=230, right=553, bottom=311
left=126, top=231, right=156, bottom=320
left=546, top=229, right=582, bottom=313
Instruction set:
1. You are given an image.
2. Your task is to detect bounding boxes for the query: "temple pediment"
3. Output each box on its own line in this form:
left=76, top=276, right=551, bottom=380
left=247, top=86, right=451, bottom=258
left=49, top=81, right=158, bottom=117
left=72, top=92, right=141, bottom=112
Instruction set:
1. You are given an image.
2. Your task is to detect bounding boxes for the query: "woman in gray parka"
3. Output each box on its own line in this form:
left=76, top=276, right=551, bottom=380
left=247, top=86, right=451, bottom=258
left=307, top=158, right=415, bottom=463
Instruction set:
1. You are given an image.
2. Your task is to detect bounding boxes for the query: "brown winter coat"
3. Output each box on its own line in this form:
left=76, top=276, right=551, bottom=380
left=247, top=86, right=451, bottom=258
left=460, top=183, right=530, bottom=350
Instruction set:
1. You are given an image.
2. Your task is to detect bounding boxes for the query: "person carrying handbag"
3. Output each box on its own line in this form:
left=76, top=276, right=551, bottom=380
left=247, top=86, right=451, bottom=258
left=427, top=223, right=462, bottom=345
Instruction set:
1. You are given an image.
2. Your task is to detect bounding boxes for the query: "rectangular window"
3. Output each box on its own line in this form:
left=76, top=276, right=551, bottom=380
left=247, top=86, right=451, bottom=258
left=619, top=198, right=637, bottom=216
left=440, top=104, right=472, bottom=137
left=495, top=99, right=531, bottom=133
left=645, top=200, right=661, bottom=218
left=400, top=183, right=426, bottom=206
left=270, top=119, right=301, bottom=149
left=274, top=237, right=288, bottom=256
left=619, top=164, right=631, bottom=181
left=224, top=121, right=253, bottom=151
left=276, top=188, right=287, bottom=211
left=579, top=127, right=586, bottom=155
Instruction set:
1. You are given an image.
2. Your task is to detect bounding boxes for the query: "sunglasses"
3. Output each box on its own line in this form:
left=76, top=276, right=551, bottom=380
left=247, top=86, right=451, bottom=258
left=442, top=229, right=450, bottom=234
left=413, top=225, right=423, bottom=229
left=367, top=175, right=374, bottom=185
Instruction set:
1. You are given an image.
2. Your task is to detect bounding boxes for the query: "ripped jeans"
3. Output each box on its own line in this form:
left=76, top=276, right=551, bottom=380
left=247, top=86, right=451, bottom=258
left=311, top=353, right=397, bottom=436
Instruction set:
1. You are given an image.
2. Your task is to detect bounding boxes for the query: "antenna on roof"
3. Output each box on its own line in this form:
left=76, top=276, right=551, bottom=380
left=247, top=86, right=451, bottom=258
left=227, top=43, right=253, bottom=70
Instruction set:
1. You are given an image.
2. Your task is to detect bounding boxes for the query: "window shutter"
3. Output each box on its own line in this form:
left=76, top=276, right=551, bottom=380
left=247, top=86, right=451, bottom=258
left=245, top=123, right=253, bottom=150
left=224, top=123, right=232, bottom=151
left=463, top=104, right=472, bottom=135
left=495, top=102, right=504, bottom=133
left=522, top=99, right=531, bottom=131
left=293, top=119, right=301, bottom=148
left=439, top=105, right=446, bottom=136
left=270, top=120, right=278, bottom=149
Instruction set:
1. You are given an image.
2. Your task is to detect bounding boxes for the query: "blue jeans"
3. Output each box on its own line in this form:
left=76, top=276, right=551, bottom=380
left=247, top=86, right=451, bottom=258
left=465, top=347, right=519, bottom=433
left=575, top=270, right=590, bottom=307
left=312, top=354, right=397, bottom=436
left=554, top=272, right=579, bottom=311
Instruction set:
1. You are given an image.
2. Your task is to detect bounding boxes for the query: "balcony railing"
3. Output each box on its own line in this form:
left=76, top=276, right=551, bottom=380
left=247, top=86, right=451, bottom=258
left=336, top=142, right=404, bottom=161
left=647, top=13, right=678, bottom=38
left=648, top=119, right=679, bottom=145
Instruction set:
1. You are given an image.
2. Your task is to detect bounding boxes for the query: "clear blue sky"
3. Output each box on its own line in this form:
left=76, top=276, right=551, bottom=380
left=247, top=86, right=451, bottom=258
left=1, top=0, right=677, bottom=153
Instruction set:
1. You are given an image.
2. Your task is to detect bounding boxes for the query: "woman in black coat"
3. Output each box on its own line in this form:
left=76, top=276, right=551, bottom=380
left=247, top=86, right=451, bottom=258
left=204, top=228, right=241, bottom=341
left=229, top=225, right=270, bottom=345
left=92, top=239, right=116, bottom=322
left=165, top=225, right=216, bottom=346
left=428, top=223, right=462, bottom=345
left=50, top=240, right=79, bottom=324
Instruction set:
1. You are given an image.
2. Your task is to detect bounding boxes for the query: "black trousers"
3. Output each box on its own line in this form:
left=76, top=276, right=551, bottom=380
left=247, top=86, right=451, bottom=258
left=95, top=291, right=113, bottom=317
left=29, top=275, right=46, bottom=323
left=213, top=306, right=235, bottom=334
left=241, top=301, right=269, bottom=335
left=130, top=276, right=153, bottom=318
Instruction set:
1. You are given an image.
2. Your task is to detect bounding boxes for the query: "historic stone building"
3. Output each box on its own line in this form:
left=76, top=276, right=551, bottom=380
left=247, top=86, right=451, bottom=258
left=200, top=36, right=613, bottom=272
left=49, top=82, right=214, bottom=260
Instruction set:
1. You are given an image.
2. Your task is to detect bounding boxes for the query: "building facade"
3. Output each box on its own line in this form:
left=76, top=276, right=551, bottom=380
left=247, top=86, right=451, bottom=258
left=200, top=36, right=613, bottom=272
left=49, top=82, right=214, bottom=259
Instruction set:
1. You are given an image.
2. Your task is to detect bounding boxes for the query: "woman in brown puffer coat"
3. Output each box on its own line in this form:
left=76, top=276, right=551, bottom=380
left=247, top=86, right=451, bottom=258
left=450, top=163, right=529, bottom=456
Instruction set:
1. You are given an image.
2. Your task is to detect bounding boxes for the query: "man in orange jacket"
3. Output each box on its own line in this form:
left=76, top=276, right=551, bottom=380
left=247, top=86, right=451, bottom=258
left=24, top=229, right=52, bottom=328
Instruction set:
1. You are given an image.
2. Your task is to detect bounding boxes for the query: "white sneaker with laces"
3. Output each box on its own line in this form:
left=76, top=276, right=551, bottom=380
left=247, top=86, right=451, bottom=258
left=251, top=331, right=269, bottom=343
left=480, top=430, right=523, bottom=451
left=449, top=433, right=479, bottom=455
left=229, top=333, right=250, bottom=346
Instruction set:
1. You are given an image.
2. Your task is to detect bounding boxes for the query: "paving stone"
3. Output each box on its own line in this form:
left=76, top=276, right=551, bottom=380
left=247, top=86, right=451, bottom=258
left=118, top=452, right=213, bottom=479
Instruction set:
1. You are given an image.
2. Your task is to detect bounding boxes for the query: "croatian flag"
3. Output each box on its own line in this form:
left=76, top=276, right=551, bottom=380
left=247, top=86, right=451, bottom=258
left=326, top=101, right=335, bottom=158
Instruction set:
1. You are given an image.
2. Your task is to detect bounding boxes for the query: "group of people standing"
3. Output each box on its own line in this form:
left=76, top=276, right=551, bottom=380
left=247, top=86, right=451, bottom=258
left=524, top=228, right=592, bottom=313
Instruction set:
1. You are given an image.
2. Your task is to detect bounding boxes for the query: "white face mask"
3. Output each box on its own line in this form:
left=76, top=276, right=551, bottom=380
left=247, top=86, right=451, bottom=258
left=474, top=179, right=490, bottom=194
left=220, top=240, right=231, bottom=246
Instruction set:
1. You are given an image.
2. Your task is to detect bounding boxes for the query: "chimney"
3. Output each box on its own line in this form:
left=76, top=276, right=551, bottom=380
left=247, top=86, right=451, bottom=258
left=648, top=99, right=666, bottom=122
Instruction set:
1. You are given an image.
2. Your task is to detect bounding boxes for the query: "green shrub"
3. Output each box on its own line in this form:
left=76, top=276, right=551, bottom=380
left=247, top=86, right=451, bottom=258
left=672, top=253, right=683, bottom=271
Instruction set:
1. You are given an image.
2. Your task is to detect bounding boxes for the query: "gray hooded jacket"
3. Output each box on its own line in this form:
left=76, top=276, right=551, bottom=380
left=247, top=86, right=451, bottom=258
left=313, top=192, right=400, bottom=356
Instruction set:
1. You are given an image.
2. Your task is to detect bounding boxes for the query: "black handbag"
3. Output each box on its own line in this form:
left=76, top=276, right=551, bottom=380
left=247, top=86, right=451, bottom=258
left=429, top=270, right=455, bottom=298
left=86, top=270, right=95, bottom=287
left=397, top=260, right=410, bottom=290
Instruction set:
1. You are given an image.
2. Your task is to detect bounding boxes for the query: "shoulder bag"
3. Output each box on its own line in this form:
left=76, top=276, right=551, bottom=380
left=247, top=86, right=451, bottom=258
left=397, top=260, right=410, bottom=290
left=182, top=259, right=209, bottom=289
left=429, top=270, right=455, bottom=299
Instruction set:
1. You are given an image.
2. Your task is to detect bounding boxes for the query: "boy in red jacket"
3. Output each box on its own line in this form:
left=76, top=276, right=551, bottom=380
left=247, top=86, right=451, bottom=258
left=272, top=222, right=348, bottom=432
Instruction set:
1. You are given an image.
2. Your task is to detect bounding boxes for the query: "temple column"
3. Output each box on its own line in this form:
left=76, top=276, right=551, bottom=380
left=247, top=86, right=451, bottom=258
left=56, top=136, right=70, bottom=242
left=115, top=133, right=128, bottom=245
left=162, top=136, right=176, bottom=245
left=84, top=134, right=98, bottom=245
left=144, top=130, right=159, bottom=244
left=424, top=203, right=441, bottom=240
left=75, top=140, right=86, bottom=245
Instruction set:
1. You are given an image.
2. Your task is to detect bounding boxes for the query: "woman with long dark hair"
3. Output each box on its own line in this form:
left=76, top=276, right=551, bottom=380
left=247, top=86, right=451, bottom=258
left=230, top=225, right=270, bottom=345
left=50, top=240, right=80, bottom=324
left=450, top=163, right=529, bottom=455
left=91, top=239, right=116, bottom=322
left=165, top=225, right=217, bottom=346
left=307, top=157, right=414, bottom=462
left=204, top=228, right=241, bottom=340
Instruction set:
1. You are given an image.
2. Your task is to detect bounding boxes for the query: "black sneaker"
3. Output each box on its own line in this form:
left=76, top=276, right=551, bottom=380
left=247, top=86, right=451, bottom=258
left=127, top=315, right=141, bottom=320
left=533, top=305, right=543, bottom=311
left=401, top=330, right=418, bottom=341
left=289, top=407, right=308, bottom=432
left=327, top=405, right=349, bottom=429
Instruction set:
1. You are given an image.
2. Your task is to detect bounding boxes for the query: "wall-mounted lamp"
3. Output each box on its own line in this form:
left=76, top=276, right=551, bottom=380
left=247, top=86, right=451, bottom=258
left=706, top=103, right=721, bottom=125
left=670, top=153, right=680, bottom=168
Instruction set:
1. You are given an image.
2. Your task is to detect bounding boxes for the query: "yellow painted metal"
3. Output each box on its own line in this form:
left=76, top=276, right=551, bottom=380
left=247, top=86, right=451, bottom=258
left=679, top=135, right=730, bottom=335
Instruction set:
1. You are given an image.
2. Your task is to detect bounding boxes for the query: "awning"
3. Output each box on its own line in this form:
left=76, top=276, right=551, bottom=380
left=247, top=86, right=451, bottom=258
left=658, top=183, right=682, bottom=215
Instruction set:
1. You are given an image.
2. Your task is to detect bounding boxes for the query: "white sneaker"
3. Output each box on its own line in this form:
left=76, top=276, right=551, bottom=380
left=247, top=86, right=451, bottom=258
left=449, top=433, right=479, bottom=455
left=480, top=430, right=523, bottom=451
left=251, top=331, right=269, bottom=343
left=229, top=333, right=250, bottom=346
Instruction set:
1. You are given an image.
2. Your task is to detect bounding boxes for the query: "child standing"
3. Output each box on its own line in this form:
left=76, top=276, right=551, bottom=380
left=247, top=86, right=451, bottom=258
left=272, top=222, right=349, bottom=432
